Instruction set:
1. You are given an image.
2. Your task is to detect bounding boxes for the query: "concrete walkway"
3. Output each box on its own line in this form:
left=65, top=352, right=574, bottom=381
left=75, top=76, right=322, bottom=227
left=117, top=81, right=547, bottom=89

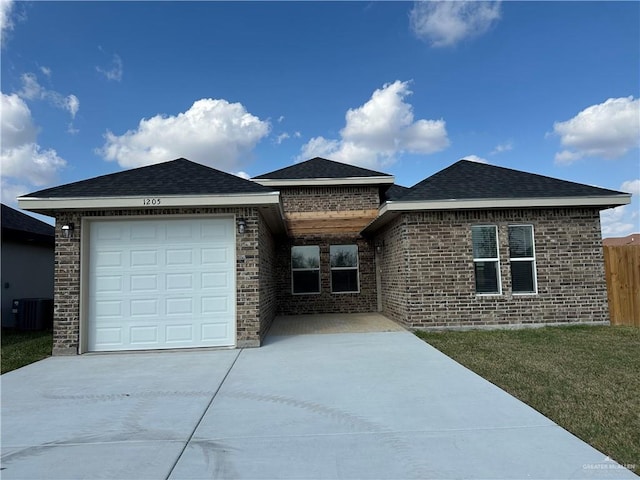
left=1, top=330, right=636, bottom=479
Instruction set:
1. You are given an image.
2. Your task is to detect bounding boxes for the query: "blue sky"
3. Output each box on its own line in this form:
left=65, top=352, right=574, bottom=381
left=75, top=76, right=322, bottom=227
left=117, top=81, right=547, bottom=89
left=1, top=1, right=638, bottom=236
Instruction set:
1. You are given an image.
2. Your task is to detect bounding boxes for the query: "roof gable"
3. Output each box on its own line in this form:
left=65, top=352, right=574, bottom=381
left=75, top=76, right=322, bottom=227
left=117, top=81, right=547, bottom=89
left=400, top=160, right=624, bottom=201
left=23, top=158, right=273, bottom=198
left=254, top=157, right=391, bottom=180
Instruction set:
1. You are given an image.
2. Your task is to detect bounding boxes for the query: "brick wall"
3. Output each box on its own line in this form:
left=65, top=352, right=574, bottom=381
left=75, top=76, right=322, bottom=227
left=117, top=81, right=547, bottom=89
left=53, top=212, right=82, bottom=355
left=51, top=207, right=266, bottom=355
left=376, top=208, right=609, bottom=329
left=376, top=215, right=408, bottom=323
left=279, top=186, right=380, bottom=211
left=257, top=211, right=277, bottom=340
left=276, top=185, right=380, bottom=315
left=275, top=235, right=377, bottom=315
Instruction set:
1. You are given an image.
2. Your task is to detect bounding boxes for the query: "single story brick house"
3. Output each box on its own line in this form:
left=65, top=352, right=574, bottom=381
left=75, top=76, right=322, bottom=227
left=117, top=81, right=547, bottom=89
left=18, top=157, right=630, bottom=355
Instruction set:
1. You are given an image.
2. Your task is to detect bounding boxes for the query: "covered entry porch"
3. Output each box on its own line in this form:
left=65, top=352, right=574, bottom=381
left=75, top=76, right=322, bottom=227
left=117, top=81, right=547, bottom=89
left=267, top=312, right=405, bottom=336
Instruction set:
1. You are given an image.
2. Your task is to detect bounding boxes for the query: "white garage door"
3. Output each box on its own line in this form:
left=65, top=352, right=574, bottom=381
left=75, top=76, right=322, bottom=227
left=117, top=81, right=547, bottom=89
left=88, top=217, right=236, bottom=352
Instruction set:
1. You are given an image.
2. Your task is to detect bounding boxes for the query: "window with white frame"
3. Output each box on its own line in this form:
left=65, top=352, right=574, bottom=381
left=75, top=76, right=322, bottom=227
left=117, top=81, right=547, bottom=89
left=472, top=225, right=501, bottom=294
left=330, top=244, right=359, bottom=293
left=508, top=225, right=537, bottom=294
left=291, top=246, right=320, bottom=294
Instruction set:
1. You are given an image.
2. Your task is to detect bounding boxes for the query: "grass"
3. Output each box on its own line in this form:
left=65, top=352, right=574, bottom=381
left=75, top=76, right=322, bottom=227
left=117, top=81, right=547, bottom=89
left=416, top=325, right=640, bottom=474
left=1, top=329, right=52, bottom=375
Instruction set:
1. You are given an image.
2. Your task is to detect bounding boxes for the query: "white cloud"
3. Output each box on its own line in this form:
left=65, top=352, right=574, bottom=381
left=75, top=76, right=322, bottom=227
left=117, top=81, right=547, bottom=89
left=410, top=1, right=501, bottom=48
left=40, top=66, right=52, bottom=77
left=601, top=205, right=636, bottom=237
left=621, top=179, right=640, bottom=196
left=1, top=92, right=67, bottom=191
left=0, top=178, right=29, bottom=204
left=490, top=141, right=512, bottom=155
left=299, top=80, right=449, bottom=169
left=276, top=132, right=290, bottom=144
left=277, top=116, right=285, bottom=123
left=1, top=0, right=14, bottom=45
left=234, top=171, right=251, bottom=180
left=18, top=73, right=43, bottom=100
left=64, top=94, right=80, bottom=118
left=1, top=143, right=67, bottom=186
left=1, top=92, right=37, bottom=148
left=99, top=98, right=271, bottom=170
left=96, top=53, right=123, bottom=82
left=462, top=154, right=488, bottom=164
left=553, top=96, right=640, bottom=165
left=18, top=72, right=80, bottom=119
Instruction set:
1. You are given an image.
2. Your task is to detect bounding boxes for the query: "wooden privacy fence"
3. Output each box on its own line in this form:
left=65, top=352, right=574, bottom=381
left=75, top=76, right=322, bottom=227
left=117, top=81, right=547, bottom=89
left=603, top=245, right=640, bottom=327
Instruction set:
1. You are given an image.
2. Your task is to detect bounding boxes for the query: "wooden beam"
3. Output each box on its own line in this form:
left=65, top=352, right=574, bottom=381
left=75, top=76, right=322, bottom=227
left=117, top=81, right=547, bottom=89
left=285, top=209, right=378, bottom=220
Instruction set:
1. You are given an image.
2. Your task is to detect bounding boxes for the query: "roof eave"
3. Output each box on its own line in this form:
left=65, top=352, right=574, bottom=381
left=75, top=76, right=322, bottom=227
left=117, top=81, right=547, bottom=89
left=384, top=195, right=631, bottom=211
left=252, top=176, right=395, bottom=187
left=361, top=194, right=631, bottom=235
left=17, top=192, right=281, bottom=212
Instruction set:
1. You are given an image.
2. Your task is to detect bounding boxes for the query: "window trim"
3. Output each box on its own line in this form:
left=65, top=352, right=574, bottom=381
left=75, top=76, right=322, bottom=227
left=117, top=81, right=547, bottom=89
left=291, top=245, right=321, bottom=295
left=472, top=225, right=502, bottom=296
left=508, top=224, right=538, bottom=295
left=330, top=244, right=360, bottom=294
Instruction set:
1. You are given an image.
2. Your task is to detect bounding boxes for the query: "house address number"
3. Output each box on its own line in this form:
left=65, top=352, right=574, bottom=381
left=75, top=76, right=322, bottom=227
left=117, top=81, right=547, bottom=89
left=143, top=198, right=161, bottom=206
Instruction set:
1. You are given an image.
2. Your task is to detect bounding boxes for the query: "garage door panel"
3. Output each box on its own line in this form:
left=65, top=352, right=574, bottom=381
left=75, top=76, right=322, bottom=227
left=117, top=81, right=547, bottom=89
left=166, top=273, right=193, bottom=290
left=131, top=223, right=158, bottom=240
left=202, top=272, right=229, bottom=289
left=202, top=323, right=230, bottom=342
left=94, top=300, right=122, bottom=317
left=130, top=326, right=159, bottom=344
left=202, top=296, right=229, bottom=314
left=166, top=249, right=193, bottom=266
left=94, top=327, right=123, bottom=346
left=95, top=223, right=125, bottom=241
left=165, top=324, right=194, bottom=343
left=94, top=251, right=123, bottom=268
left=94, top=275, right=123, bottom=293
left=130, top=298, right=158, bottom=317
left=131, top=250, right=158, bottom=267
left=166, top=222, right=194, bottom=240
left=201, top=222, right=231, bottom=240
left=130, top=274, right=158, bottom=292
left=202, top=248, right=229, bottom=265
left=88, top=218, right=235, bottom=352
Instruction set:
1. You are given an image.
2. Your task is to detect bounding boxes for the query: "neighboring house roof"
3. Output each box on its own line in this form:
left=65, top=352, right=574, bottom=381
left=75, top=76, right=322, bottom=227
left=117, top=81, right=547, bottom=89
left=362, top=160, right=631, bottom=234
left=1, top=203, right=54, bottom=245
left=603, top=234, right=640, bottom=246
left=253, top=157, right=395, bottom=187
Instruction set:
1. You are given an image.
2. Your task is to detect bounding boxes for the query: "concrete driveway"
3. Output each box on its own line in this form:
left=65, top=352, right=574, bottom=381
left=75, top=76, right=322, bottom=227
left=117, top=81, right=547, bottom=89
left=1, top=330, right=636, bottom=479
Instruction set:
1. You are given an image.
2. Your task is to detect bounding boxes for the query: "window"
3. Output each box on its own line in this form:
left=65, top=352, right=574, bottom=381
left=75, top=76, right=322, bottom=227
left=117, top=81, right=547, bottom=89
left=291, top=246, right=320, bottom=294
left=509, top=225, right=537, bottom=294
left=330, top=245, right=359, bottom=293
left=472, top=225, right=501, bottom=294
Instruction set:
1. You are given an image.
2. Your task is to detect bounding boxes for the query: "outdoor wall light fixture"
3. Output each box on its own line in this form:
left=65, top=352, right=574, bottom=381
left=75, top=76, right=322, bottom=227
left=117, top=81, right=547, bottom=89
left=237, top=218, right=247, bottom=234
left=375, top=240, right=384, bottom=254
left=61, top=223, right=74, bottom=239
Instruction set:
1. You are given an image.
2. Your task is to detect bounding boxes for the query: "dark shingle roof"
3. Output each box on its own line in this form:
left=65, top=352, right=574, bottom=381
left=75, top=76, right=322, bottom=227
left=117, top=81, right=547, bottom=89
left=23, top=158, right=273, bottom=198
left=2, top=204, right=54, bottom=244
left=398, top=160, right=624, bottom=202
left=254, top=157, right=391, bottom=179
left=384, top=184, right=411, bottom=201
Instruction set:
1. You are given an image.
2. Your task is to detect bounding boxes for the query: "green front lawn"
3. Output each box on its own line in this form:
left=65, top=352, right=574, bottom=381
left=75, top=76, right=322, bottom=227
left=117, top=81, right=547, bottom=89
left=416, top=325, right=640, bottom=474
left=1, top=329, right=52, bottom=374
